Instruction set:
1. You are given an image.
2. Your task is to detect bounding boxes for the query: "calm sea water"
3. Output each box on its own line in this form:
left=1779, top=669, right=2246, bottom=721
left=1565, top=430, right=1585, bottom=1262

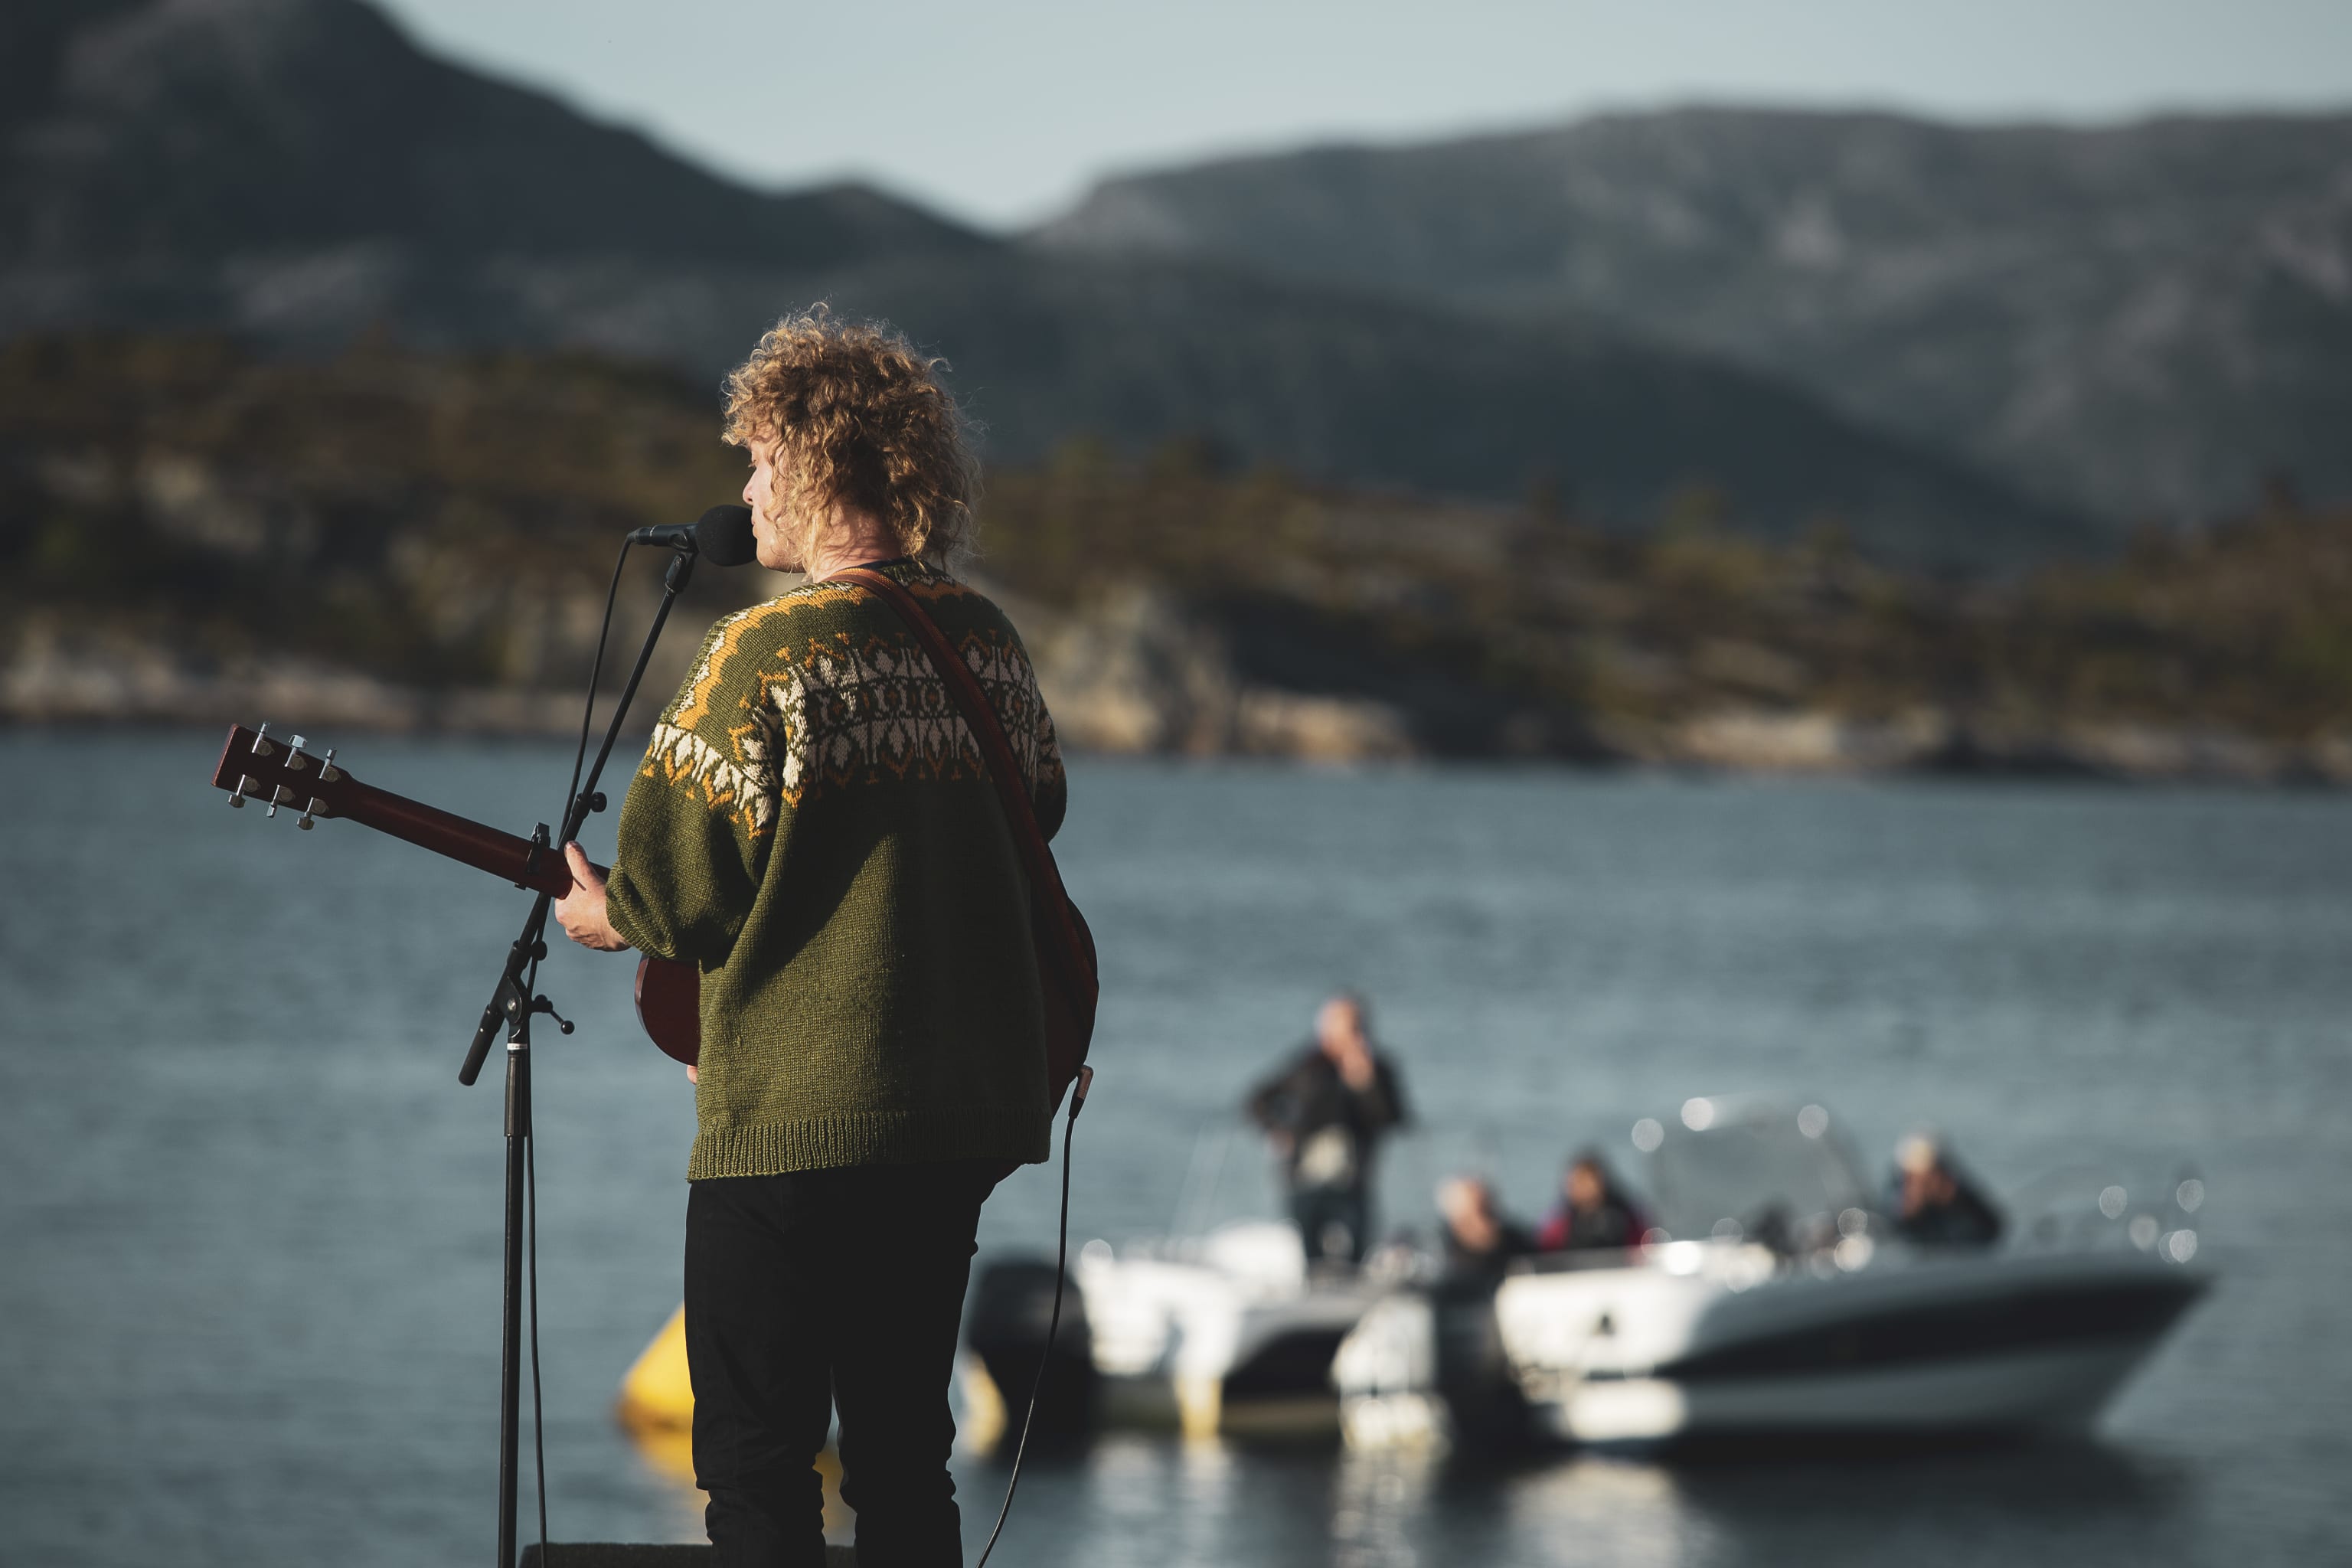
left=2, top=730, right=2349, bottom=1566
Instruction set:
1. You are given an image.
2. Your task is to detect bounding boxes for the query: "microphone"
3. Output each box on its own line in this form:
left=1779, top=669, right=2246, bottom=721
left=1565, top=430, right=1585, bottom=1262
left=629, top=505, right=757, bottom=567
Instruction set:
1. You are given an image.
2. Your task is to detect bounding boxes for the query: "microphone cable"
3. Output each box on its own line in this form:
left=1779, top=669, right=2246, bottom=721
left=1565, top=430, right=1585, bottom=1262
left=561, top=541, right=636, bottom=832
left=975, top=1066, right=1093, bottom=1568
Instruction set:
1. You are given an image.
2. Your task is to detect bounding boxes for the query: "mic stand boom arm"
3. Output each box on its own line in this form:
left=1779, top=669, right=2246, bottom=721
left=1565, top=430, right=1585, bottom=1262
left=461, top=542, right=698, bottom=1568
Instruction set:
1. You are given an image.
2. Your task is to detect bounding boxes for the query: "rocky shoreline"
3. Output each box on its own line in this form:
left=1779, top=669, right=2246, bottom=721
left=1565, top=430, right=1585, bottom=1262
left=12, top=613, right=2344, bottom=788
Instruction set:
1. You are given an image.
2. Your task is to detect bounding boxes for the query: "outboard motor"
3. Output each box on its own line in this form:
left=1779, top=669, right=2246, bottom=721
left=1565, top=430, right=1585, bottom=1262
left=964, top=1258, right=1096, bottom=1438
left=1429, top=1276, right=1534, bottom=1450
left=1337, top=1278, right=1532, bottom=1452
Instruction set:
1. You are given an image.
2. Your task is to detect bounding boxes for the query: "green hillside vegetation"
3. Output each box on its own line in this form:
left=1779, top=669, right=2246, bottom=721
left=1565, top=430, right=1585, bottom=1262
left=2, top=334, right=2346, bottom=773
left=987, top=449, right=2352, bottom=759
left=2, top=332, right=753, bottom=688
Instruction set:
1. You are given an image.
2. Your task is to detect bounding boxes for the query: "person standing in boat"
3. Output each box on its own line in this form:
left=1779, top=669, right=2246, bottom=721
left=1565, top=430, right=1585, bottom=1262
left=554, top=310, right=1062, bottom=1568
left=1246, top=994, right=1409, bottom=1266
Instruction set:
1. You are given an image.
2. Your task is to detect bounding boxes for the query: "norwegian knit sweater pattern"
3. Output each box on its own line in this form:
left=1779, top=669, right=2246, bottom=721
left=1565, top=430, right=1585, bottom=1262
left=603, top=560, right=1063, bottom=1181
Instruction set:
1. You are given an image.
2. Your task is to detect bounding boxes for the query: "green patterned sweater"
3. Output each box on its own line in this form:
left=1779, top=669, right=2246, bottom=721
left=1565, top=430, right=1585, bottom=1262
left=604, top=559, right=1064, bottom=1180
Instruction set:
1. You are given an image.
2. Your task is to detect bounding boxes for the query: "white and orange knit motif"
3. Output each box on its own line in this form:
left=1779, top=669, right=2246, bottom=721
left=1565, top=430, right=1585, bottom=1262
left=644, top=721, right=778, bottom=835
left=652, top=622, right=1059, bottom=835
left=767, top=630, right=1056, bottom=808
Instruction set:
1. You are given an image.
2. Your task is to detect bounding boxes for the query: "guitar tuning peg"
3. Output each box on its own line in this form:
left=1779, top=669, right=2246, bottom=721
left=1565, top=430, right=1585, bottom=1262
left=318, top=746, right=341, bottom=784
left=250, top=721, right=275, bottom=758
left=298, top=802, right=318, bottom=830
left=289, top=733, right=307, bottom=750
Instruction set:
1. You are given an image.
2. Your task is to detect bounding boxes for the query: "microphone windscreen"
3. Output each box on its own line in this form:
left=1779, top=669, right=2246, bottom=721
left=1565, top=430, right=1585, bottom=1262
left=694, top=505, right=758, bottom=567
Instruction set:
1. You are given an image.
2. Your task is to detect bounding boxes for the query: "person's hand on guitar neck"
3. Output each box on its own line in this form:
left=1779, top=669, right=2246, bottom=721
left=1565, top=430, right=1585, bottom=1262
left=554, top=842, right=629, bottom=953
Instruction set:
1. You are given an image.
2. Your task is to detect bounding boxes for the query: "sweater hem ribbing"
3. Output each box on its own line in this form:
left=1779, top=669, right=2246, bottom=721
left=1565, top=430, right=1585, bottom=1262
left=688, top=1108, right=1052, bottom=1180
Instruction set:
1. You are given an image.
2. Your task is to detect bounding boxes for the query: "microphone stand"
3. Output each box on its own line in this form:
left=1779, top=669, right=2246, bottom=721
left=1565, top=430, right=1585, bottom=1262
left=457, top=541, right=700, bottom=1568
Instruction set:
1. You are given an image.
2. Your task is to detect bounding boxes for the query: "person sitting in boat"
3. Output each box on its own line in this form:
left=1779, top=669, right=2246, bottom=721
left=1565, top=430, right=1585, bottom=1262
left=1535, top=1149, right=1648, bottom=1253
left=1438, top=1176, right=1536, bottom=1279
left=1890, top=1133, right=2004, bottom=1247
left=1245, top=993, right=1409, bottom=1266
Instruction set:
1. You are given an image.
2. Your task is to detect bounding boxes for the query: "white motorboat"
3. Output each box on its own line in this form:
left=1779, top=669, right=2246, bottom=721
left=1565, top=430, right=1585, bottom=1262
left=962, top=1123, right=1405, bottom=1442
left=962, top=1219, right=1388, bottom=1441
left=1336, top=1098, right=2211, bottom=1450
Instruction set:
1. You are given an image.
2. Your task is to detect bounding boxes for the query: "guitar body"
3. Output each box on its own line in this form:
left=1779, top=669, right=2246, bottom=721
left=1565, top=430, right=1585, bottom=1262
left=635, top=956, right=702, bottom=1067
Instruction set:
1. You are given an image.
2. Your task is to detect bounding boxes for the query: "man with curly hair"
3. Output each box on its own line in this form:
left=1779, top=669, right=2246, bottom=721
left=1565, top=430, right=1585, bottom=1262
left=554, top=311, right=1064, bottom=1567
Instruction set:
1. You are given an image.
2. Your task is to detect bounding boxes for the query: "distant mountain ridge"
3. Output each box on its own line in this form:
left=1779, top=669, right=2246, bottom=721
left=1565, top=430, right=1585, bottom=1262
left=0, top=0, right=2092, bottom=570
left=2, top=0, right=979, bottom=302
left=1037, top=106, right=2352, bottom=523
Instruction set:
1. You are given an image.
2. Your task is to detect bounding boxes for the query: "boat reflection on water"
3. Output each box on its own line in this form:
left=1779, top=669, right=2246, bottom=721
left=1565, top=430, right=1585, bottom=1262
left=929, top=1426, right=2188, bottom=1568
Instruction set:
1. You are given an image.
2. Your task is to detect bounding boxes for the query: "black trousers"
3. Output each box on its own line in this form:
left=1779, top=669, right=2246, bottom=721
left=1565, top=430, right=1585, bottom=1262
left=684, top=1161, right=998, bottom=1568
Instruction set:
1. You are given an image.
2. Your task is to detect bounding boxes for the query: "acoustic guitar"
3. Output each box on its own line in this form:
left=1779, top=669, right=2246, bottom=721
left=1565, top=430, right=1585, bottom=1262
left=207, top=722, right=702, bottom=1064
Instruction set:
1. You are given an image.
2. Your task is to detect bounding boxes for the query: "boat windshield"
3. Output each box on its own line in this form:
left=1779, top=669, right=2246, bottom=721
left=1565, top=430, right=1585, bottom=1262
left=1640, top=1098, right=1873, bottom=1246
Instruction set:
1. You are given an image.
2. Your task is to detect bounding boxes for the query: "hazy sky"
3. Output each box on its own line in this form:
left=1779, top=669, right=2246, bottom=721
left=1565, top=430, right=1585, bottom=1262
left=374, top=0, right=2352, bottom=227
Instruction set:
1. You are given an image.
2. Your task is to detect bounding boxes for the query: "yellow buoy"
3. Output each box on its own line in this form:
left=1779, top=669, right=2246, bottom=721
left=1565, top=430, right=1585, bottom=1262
left=617, top=1302, right=695, bottom=1432
left=956, top=1351, right=1008, bottom=1455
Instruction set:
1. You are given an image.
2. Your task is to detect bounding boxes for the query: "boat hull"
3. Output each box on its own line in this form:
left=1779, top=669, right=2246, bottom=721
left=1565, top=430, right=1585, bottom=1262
left=964, top=1231, right=1378, bottom=1442
left=1342, top=1245, right=2208, bottom=1449
left=1547, top=1338, right=2167, bottom=1444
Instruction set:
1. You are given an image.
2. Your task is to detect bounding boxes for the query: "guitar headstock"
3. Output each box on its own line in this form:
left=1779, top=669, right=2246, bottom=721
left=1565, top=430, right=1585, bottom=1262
left=211, top=723, right=358, bottom=830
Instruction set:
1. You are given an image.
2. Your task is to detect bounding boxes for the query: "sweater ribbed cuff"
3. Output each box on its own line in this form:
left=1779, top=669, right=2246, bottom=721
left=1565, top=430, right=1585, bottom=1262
left=688, top=1106, right=1051, bottom=1180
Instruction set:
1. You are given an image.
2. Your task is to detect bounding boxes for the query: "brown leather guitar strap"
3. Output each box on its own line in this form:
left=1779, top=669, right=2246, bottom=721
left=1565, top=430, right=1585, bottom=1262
left=832, top=567, right=1099, bottom=1024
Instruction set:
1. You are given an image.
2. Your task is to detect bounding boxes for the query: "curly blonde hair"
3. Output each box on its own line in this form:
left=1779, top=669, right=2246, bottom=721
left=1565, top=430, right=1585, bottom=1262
left=721, top=309, right=978, bottom=567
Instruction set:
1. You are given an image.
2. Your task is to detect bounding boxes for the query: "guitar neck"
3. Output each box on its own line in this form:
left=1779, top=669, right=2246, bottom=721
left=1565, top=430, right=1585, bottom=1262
left=210, top=724, right=580, bottom=900
left=332, top=776, right=576, bottom=899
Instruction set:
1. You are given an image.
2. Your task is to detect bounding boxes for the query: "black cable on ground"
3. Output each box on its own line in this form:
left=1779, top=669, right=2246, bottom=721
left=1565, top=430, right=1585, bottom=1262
left=975, top=1074, right=1089, bottom=1568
